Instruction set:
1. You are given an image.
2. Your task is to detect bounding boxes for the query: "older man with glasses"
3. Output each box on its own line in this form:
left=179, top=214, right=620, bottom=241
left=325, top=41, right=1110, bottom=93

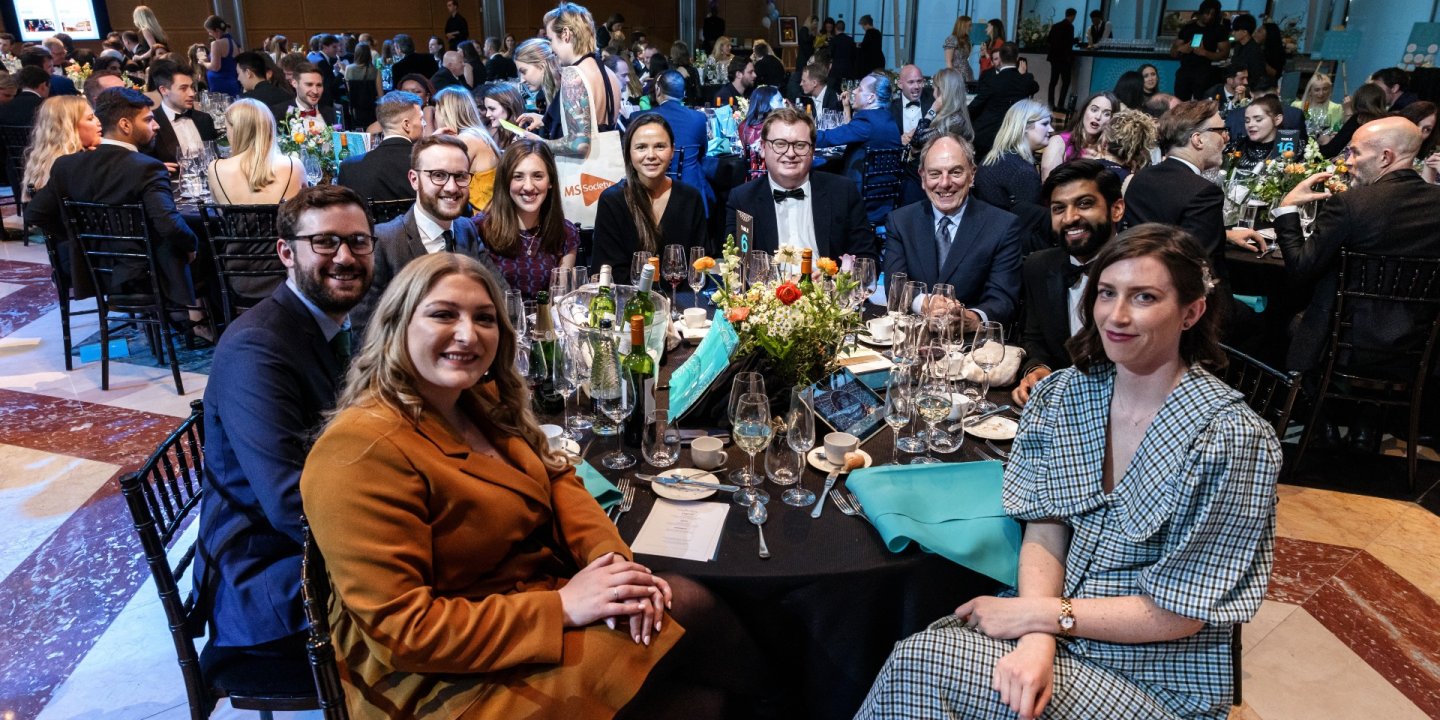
left=723, top=106, right=877, bottom=260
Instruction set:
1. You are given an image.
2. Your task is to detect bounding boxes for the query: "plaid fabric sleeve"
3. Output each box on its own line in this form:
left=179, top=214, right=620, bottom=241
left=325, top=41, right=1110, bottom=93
left=1137, top=405, right=1281, bottom=624
left=1001, top=369, right=1065, bottom=521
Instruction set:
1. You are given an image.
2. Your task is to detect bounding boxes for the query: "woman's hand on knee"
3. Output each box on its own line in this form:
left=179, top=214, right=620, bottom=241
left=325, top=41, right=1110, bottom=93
left=992, top=635, right=1056, bottom=720
left=559, top=553, right=663, bottom=627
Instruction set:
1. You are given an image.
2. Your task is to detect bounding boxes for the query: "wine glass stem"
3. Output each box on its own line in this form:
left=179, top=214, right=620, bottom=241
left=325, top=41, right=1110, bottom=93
left=892, top=428, right=900, bottom=464
left=926, top=422, right=937, bottom=462
left=980, top=368, right=992, bottom=402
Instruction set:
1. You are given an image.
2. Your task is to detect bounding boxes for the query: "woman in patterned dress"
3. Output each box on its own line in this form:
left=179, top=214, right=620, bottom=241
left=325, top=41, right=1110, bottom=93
left=472, top=139, right=578, bottom=298
left=858, top=224, right=1281, bottom=720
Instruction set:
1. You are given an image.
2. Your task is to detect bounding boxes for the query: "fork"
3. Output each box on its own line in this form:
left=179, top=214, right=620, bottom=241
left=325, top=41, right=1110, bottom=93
left=985, top=440, right=1010, bottom=461
left=830, top=489, right=860, bottom=517
left=609, top=478, right=632, bottom=524
left=846, top=492, right=870, bottom=521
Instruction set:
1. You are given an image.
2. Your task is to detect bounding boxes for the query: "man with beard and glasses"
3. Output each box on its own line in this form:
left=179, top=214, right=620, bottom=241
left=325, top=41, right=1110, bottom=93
left=352, top=134, right=508, bottom=336
left=1012, top=159, right=1123, bottom=406
left=194, top=184, right=375, bottom=695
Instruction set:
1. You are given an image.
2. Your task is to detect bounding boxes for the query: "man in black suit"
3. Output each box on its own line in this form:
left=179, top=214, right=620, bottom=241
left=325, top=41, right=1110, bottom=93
left=752, top=41, right=786, bottom=89
left=431, top=51, right=467, bottom=91
left=883, top=134, right=1022, bottom=327
left=312, top=34, right=345, bottom=108
left=337, top=91, right=424, bottom=202
left=352, top=135, right=505, bottom=335
left=828, top=20, right=857, bottom=87
left=1371, top=67, right=1420, bottom=112
left=391, top=34, right=439, bottom=85
left=1274, top=117, right=1440, bottom=375
left=146, top=64, right=218, bottom=169
left=269, top=64, right=336, bottom=134
left=236, top=51, right=293, bottom=117
left=444, top=0, right=469, bottom=50
left=1013, top=159, right=1123, bottom=406
left=714, top=59, right=755, bottom=103
left=968, top=43, right=1039, bottom=158
left=483, top=37, right=517, bottom=80
left=26, top=88, right=199, bottom=305
left=857, top=15, right=885, bottom=77
left=0, top=66, right=48, bottom=126
left=1046, top=8, right=1077, bottom=109
left=724, top=107, right=877, bottom=260
left=19, top=46, right=77, bottom=97
left=196, top=185, right=374, bottom=689
left=891, top=64, right=935, bottom=141
left=799, top=61, right=842, bottom=115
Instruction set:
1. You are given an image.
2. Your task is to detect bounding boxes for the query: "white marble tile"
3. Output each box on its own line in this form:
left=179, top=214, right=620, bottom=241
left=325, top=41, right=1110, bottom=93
left=0, top=238, right=49, bottom=264
left=0, top=279, right=25, bottom=300
left=1241, top=600, right=1299, bottom=656
left=0, top=444, right=118, bottom=580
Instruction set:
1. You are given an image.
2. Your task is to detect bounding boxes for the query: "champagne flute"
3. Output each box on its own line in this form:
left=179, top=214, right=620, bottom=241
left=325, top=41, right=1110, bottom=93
left=886, top=272, right=910, bottom=319
left=728, top=371, right=766, bottom=487
left=971, top=320, right=1005, bottom=413
left=505, top=289, right=528, bottom=339
left=596, top=363, right=636, bottom=469
left=781, top=386, right=816, bottom=506
left=662, top=244, right=687, bottom=321
left=642, top=409, right=682, bottom=468
left=732, top=392, right=773, bottom=506
left=883, top=368, right=913, bottom=465
left=688, top=245, right=708, bottom=308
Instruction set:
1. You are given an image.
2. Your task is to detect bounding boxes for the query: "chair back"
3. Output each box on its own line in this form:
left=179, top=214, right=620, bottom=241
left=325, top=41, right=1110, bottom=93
left=0, top=124, right=31, bottom=201
left=1219, top=344, right=1302, bottom=437
left=62, top=200, right=174, bottom=311
left=347, top=80, right=378, bottom=129
left=861, top=147, right=904, bottom=220
left=367, top=198, right=413, bottom=225
left=302, top=517, right=351, bottom=719
left=667, top=146, right=684, bottom=183
left=119, top=399, right=210, bottom=715
left=202, top=203, right=285, bottom=324
left=1325, top=251, right=1440, bottom=386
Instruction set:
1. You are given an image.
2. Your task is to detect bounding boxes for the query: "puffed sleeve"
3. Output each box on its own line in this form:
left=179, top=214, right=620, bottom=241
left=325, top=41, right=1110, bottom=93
left=301, top=413, right=567, bottom=674
left=1001, top=368, right=1064, bottom=520
left=1136, top=406, right=1281, bottom=624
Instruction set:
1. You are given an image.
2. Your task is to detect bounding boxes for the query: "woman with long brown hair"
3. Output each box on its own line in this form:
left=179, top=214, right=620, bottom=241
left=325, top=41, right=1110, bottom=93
left=472, top=139, right=578, bottom=297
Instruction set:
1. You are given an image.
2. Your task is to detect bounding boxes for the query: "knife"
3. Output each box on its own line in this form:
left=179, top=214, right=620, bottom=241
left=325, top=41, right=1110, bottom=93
left=634, top=473, right=740, bottom=492
left=948, top=404, right=1013, bottom=433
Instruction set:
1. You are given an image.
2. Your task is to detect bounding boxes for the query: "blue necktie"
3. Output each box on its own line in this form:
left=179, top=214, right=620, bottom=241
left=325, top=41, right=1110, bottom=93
left=936, top=216, right=954, bottom=266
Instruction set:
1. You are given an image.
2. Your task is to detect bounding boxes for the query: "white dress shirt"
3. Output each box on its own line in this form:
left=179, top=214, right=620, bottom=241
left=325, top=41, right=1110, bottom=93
left=163, top=104, right=204, bottom=157
left=1067, top=255, right=1086, bottom=336
left=768, top=176, right=817, bottom=255
left=901, top=97, right=923, bottom=135
left=414, top=202, right=454, bottom=255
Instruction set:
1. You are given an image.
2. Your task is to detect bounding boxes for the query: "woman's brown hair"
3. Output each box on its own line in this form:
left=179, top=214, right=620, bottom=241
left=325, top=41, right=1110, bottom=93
left=1065, top=223, right=1227, bottom=373
left=620, top=112, right=673, bottom=254
left=480, top=139, right=568, bottom=259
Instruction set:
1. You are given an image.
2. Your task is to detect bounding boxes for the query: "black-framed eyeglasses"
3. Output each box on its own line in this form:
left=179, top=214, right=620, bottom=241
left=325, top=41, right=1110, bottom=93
left=418, top=169, right=473, bottom=187
left=765, top=138, right=814, bottom=155
left=288, top=233, right=376, bottom=255
left=1196, top=125, right=1230, bottom=138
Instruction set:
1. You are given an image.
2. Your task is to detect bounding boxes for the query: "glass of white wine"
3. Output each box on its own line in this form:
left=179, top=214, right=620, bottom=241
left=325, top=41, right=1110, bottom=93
left=912, top=349, right=952, bottom=464
left=883, top=368, right=913, bottom=465
left=731, top=392, right=773, bottom=506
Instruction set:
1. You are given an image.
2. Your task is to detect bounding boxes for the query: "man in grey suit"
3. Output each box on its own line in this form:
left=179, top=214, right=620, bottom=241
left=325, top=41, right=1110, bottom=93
left=352, top=134, right=506, bottom=337
left=883, top=134, right=1022, bottom=328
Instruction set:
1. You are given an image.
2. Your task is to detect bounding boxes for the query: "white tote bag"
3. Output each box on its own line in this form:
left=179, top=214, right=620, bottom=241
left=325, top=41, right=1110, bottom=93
left=554, top=72, right=625, bottom=228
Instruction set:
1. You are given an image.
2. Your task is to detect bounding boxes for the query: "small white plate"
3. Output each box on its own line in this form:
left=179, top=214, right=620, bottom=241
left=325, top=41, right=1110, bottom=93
left=965, top=416, right=1019, bottom=441
left=806, top=447, right=873, bottom=474
left=649, top=467, right=720, bottom=500
left=857, top=333, right=894, bottom=347
left=676, top=318, right=711, bottom=343
left=555, top=438, right=582, bottom=463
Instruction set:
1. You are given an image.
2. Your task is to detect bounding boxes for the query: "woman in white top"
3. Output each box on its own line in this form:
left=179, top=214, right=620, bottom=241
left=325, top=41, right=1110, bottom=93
left=206, top=98, right=305, bottom=205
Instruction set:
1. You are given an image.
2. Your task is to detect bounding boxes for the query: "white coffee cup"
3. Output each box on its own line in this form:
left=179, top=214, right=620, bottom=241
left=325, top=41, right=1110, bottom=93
left=865, top=316, right=894, bottom=341
left=539, top=424, right=564, bottom=451
left=824, top=431, right=860, bottom=466
left=683, top=307, right=709, bottom=328
left=691, top=436, right=728, bottom=469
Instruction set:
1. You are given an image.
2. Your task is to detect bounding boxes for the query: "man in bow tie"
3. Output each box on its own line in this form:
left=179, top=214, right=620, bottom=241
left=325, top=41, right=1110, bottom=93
left=890, top=64, right=934, bottom=140
left=1013, top=159, right=1122, bottom=406
left=270, top=63, right=335, bottom=134
left=146, top=64, right=218, bottom=170
left=724, top=107, right=876, bottom=260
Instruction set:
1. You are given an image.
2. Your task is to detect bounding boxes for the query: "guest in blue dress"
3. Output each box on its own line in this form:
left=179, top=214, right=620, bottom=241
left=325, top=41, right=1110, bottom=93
left=202, top=15, right=242, bottom=96
left=859, top=223, right=1280, bottom=720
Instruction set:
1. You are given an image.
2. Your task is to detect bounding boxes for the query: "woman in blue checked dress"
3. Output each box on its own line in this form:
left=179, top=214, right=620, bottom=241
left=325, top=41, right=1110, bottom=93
left=858, top=224, right=1281, bottom=720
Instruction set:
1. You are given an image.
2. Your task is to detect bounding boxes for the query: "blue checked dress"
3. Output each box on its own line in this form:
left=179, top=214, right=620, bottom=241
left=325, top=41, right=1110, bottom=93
left=858, top=363, right=1281, bottom=720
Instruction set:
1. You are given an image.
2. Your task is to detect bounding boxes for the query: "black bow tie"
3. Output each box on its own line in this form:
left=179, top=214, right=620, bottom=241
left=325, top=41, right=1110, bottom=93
left=906, top=101, right=920, bottom=108
left=773, top=188, right=806, bottom=203
left=1062, top=261, right=1089, bottom=286
left=174, top=109, right=194, bottom=121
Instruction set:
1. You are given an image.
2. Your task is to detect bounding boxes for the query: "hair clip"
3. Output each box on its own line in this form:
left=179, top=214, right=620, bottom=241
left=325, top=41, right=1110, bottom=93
left=1199, top=262, right=1218, bottom=295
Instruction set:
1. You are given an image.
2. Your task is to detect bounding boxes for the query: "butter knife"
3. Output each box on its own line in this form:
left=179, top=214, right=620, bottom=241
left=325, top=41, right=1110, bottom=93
left=948, top=404, right=1013, bottom=433
left=634, top=473, right=740, bottom=492
left=811, top=468, right=842, bottom=519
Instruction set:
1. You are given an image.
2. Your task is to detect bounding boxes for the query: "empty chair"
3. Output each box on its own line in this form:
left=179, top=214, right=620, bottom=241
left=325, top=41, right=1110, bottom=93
left=861, top=147, right=905, bottom=233
left=201, top=203, right=285, bottom=326
left=0, top=124, right=33, bottom=244
left=37, top=225, right=99, bottom=371
left=1220, top=343, right=1303, bottom=439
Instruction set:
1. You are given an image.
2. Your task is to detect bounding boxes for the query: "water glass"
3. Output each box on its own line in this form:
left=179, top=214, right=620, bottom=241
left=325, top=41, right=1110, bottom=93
left=743, top=250, right=772, bottom=288
left=731, top=392, right=773, bottom=506
left=642, top=410, right=682, bottom=468
left=766, top=443, right=805, bottom=494
left=971, top=321, right=1005, bottom=412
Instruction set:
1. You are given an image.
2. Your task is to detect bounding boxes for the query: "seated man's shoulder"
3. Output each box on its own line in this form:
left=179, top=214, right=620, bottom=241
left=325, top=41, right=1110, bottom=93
left=811, top=171, right=859, bottom=196
left=1023, top=246, right=1068, bottom=274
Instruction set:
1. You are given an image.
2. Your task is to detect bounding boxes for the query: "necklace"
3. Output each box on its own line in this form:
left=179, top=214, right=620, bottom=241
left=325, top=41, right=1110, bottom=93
left=519, top=227, right=539, bottom=257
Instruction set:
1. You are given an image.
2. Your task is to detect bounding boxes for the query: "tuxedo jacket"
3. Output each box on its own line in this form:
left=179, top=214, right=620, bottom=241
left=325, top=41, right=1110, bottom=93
left=799, top=88, right=843, bottom=115
left=723, top=171, right=878, bottom=260
left=1122, top=157, right=1225, bottom=269
left=1276, top=169, right=1440, bottom=373
left=241, top=81, right=294, bottom=119
left=148, top=106, right=219, bottom=166
left=968, top=68, right=1040, bottom=156
left=268, top=101, right=339, bottom=132
left=0, top=90, right=44, bottom=126
left=314, top=55, right=344, bottom=106
left=889, top=88, right=935, bottom=130
left=883, top=197, right=1023, bottom=324
left=336, top=136, right=415, bottom=203
left=1019, top=247, right=1079, bottom=374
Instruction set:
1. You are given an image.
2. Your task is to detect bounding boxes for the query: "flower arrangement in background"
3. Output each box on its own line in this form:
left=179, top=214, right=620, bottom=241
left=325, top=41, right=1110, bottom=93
left=277, top=108, right=336, bottom=176
left=1226, top=139, right=1349, bottom=206
left=698, top=236, right=862, bottom=386
left=63, top=62, right=92, bottom=86
left=0, top=54, right=19, bottom=75
left=1017, top=13, right=1049, bottom=50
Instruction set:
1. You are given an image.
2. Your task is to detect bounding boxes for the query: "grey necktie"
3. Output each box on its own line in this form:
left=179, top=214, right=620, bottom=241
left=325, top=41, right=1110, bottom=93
left=936, top=216, right=954, bottom=266
left=441, top=229, right=455, bottom=253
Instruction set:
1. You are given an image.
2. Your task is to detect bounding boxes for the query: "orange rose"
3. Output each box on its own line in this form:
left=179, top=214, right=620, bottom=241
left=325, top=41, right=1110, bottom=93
left=775, top=282, right=802, bottom=305
left=692, top=256, right=716, bottom=271
left=725, top=307, right=751, bottom=322
left=292, top=132, right=305, bottom=145
left=1282, top=149, right=1295, bottom=159
left=816, top=258, right=838, bottom=276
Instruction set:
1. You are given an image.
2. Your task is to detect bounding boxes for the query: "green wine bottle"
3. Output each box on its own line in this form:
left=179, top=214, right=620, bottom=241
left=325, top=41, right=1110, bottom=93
left=588, top=264, right=617, bottom=327
left=533, top=291, right=563, bottom=414
left=799, top=248, right=815, bottom=289
left=621, top=315, right=655, bottom=447
left=623, top=263, right=657, bottom=327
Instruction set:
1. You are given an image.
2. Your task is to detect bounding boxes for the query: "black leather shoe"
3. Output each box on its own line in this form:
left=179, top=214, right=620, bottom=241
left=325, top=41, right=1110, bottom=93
left=1314, top=421, right=1344, bottom=449
left=1349, top=424, right=1382, bottom=454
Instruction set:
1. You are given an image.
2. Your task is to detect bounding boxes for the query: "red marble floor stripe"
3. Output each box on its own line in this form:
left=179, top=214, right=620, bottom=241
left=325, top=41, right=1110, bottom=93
left=1305, top=550, right=1440, bottom=717
left=1265, top=536, right=1363, bottom=605
left=0, top=259, right=59, bottom=341
left=0, top=390, right=185, bottom=719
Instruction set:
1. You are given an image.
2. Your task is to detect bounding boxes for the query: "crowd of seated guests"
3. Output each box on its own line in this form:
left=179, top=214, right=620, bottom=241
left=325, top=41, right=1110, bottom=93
left=8, top=3, right=1440, bottom=716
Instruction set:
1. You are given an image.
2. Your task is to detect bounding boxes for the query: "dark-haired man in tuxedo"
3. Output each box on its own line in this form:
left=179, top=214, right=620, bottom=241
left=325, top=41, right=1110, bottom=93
left=236, top=51, right=293, bottom=115
left=799, top=61, right=842, bottom=114
left=312, top=34, right=344, bottom=107
left=724, top=107, right=876, bottom=260
left=0, top=66, right=49, bottom=126
left=148, top=64, right=218, bottom=170
left=1013, top=159, right=1123, bottom=406
left=270, top=63, right=336, bottom=133
left=968, top=42, right=1039, bottom=158
left=337, top=91, right=424, bottom=202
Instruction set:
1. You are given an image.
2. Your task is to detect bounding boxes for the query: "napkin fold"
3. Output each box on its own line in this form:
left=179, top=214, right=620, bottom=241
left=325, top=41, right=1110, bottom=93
left=575, top=461, right=623, bottom=511
left=846, top=462, right=1021, bottom=586
left=942, top=344, right=1025, bottom=386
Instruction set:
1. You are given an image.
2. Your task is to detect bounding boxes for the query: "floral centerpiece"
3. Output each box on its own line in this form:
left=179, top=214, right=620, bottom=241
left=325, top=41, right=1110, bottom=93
left=1017, top=13, right=1050, bottom=51
left=1225, top=138, right=1349, bottom=208
left=64, top=62, right=92, bottom=86
left=277, top=108, right=336, bottom=177
left=698, top=237, right=864, bottom=388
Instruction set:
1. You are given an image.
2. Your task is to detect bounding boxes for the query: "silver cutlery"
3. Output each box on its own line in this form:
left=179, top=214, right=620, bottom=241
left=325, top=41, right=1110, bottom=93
left=633, top=473, right=740, bottom=492
left=608, top=477, right=630, bottom=522
left=748, top=501, right=771, bottom=559
left=846, top=492, right=869, bottom=521
left=974, top=446, right=995, bottom=461
left=985, top=440, right=1010, bottom=461
left=830, top=489, right=860, bottom=517
left=611, top=482, right=635, bottom=525
left=812, top=453, right=867, bottom=519
left=948, top=404, right=1013, bottom=433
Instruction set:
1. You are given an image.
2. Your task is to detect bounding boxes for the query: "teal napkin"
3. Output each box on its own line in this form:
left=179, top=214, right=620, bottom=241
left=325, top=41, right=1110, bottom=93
left=846, top=462, right=1022, bottom=586
left=575, top=461, right=623, bottom=511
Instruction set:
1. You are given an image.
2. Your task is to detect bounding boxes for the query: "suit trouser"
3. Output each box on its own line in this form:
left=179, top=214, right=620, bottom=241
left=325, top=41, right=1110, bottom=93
left=1049, top=60, right=1073, bottom=109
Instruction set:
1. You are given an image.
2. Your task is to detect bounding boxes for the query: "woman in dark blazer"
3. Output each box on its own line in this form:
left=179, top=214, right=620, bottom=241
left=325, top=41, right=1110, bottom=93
left=591, top=113, right=705, bottom=285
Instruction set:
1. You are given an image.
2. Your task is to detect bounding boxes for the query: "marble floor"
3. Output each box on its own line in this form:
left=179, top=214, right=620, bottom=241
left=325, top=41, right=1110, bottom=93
left=0, top=237, right=1438, bottom=719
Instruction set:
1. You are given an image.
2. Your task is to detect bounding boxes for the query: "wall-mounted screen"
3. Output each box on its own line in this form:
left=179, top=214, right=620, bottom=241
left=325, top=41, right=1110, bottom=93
left=4, top=0, right=109, bottom=42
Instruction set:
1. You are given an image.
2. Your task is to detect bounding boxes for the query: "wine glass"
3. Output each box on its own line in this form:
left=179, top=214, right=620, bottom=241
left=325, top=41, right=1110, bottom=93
left=688, top=245, right=708, bottom=308
left=728, top=371, right=766, bottom=488
left=781, top=386, right=816, bottom=506
left=886, top=272, right=910, bottom=319
left=552, top=337, right=581, bottom=440
left=662, top=244, right=687, bottom=321
left=731, top=392, right=773, bottom=507
left=301, top=151, right=322, bottom=186
left=642, top=410, right=682, bottom=468
left=971, top=320, right=1005, bottom=413
left=561, top=334, right=593, bottom=434
left=883, top=368, right=913, bottom=465
left=850, top=257, right=877, bottom=310
left=630, top=250, right=652, bottom=285
left=924, top=283, right=957, bottom=345
left=743, top=250, right=772, bottom=289
left=595, top=362, right=636, bottom=469
left=912, top=355, right=953, bottom=464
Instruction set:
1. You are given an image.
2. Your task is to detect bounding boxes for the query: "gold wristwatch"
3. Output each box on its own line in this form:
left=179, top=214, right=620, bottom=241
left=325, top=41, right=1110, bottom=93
left=1057, top=597, right=1076, bottom=637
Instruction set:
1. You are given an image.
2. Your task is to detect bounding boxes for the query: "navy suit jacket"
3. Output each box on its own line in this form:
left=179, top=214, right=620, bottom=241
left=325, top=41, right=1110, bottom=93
left=816, top=107, right=901, bottom=223
left=48, top=75, right=78, bottom=96
left=197, top=282, right=346, bottom=647
left=883, top=197, right=1023, bottom=324
left=724, top=171, right=878, bottom=260
left=648, top=100, right=716, bottom=213
left=336, top=136, right=415, bottom=202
